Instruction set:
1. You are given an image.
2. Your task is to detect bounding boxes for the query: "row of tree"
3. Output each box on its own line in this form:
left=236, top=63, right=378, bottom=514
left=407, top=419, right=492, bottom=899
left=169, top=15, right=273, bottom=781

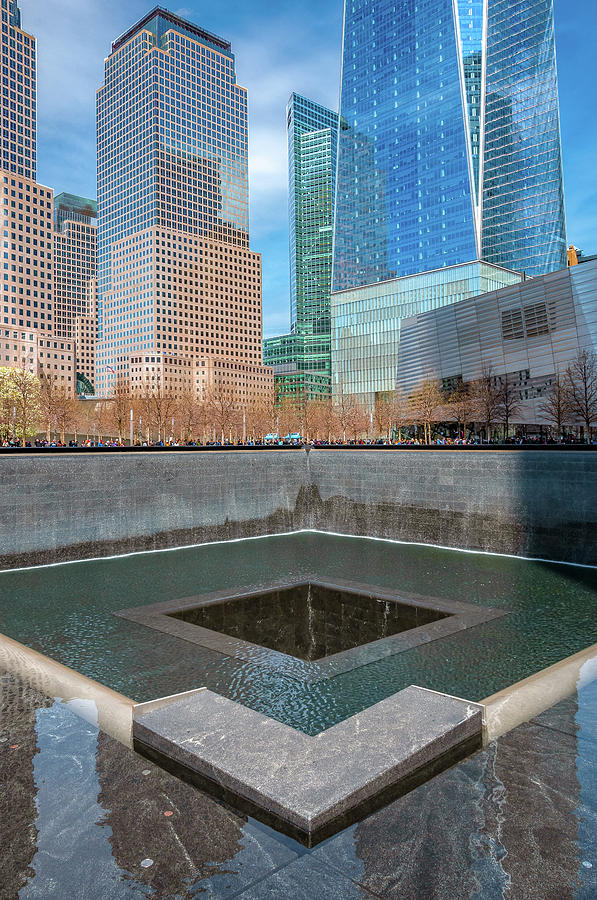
left=409, top=349, right=597, bottom=440
left=1, top=350, right=596, bottom=444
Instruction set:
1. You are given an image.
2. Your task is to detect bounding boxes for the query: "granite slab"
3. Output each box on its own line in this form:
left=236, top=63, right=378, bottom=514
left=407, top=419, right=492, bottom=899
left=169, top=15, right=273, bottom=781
left=133, top=685, right=483, bottom=846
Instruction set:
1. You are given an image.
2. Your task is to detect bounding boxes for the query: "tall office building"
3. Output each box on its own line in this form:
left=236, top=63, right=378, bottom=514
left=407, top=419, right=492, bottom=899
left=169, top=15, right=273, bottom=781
left=0, top=2, right=73, bottom=390
left=331, top=0, right=565, bottom=408
left=263, top=93, right=338, bottom=405
left=53, top=193, right=97, bottom=340
left=1, top=0, right=35, bottom=179
left=53, top=194, right=97, bottom=393
left=333, top=0, right=566, bottom=288
left=96, top=7, right=272, bottom=401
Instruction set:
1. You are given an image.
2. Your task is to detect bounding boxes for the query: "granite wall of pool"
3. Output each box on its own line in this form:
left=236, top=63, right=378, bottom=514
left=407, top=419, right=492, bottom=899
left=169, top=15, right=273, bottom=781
left=0, top=448, right=595, bottom=569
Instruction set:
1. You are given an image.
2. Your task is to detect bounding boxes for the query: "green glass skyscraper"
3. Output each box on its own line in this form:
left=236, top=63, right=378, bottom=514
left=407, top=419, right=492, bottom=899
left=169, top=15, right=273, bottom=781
left=264, top=93, right=338, bottom=404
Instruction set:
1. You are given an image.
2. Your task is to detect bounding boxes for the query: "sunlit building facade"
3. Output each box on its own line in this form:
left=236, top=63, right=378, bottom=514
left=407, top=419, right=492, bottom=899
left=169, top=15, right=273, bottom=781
left=0, top=1, right=75, bottom=394
left=396, top=259, right=597, bottom=428
left=1, top=0, right=35, bottom=180
left=0, top=173, right=54, bottom=337
left=334, top=0, right=566, bottom=288
left=96, top=7, right=271, bottom=400
left=73, top=279, right=97, bottom=395
left=0, top=0, right=53, bottom=336
left=53, top=193, right=97, bottom=340
left=264, top=94, right=338, bottom=405
left=332, top=261, right=523, bottom=407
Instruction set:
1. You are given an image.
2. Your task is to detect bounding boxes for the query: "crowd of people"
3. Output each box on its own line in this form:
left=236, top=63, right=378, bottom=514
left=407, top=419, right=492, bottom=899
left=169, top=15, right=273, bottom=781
left=0, top=432, right=593, bottom=449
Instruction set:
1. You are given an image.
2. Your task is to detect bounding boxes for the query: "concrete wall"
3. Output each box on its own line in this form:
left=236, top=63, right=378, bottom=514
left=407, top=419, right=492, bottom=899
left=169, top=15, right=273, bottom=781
left=306, top=450, right=597, bottom=564
left=0, top=448, right=595, bottom=569
left=0, top=450, right=306, bottom=568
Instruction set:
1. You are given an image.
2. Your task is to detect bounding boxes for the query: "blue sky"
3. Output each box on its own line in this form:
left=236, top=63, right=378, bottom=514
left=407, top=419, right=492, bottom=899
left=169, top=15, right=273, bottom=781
left=19, top=0, right=597, bottom=338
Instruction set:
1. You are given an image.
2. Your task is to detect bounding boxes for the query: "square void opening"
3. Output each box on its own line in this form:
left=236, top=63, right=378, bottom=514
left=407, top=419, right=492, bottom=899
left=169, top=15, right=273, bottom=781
left=167, top=582, right=451, bottom=662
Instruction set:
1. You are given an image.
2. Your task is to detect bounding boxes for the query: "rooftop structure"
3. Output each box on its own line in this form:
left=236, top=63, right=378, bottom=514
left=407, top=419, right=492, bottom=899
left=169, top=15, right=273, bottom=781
left=53, top=193, right=97, bottom=230
left=111, top=6, right=231, bottom=55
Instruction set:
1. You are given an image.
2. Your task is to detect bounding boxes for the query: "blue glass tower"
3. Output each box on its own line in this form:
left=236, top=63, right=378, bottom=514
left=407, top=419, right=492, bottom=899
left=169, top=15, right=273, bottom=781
left=482, top=0, right=566, bottom=275
left=333, top=0, right=566, bottom=290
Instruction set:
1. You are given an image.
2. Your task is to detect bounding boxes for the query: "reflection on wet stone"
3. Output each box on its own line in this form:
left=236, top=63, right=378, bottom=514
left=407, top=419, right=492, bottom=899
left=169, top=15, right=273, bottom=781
left=494, top=724, right=583, bottom=897
left=1, top=666, right=597, bottom=897
left=314, top=700, right=587, bottom=899
left=0, top=675, right=51, bottom=898
left=96, top=729, right=249, bottom=893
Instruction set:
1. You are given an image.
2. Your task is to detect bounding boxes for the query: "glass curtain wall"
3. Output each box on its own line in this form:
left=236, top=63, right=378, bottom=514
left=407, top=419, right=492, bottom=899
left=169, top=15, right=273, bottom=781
left=333, top=0, right=566, bottom=291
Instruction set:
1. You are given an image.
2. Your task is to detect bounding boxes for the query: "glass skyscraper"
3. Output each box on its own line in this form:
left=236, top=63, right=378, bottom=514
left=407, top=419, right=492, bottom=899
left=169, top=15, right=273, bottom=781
left=333, top=0, right=566, bottom=289
left=264, top=93, right=338, bottom=404
left=0, top=0, right=56, bottom=345
left=96, top=8, right=272, bottom=401
left=1, top=0, right=35, bottom=180
left=53, top=194, right=97, bottom=340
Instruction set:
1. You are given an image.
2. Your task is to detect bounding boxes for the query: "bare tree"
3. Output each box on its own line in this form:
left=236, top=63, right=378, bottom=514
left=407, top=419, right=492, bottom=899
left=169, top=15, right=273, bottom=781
left=564, top=349, right=597, bottom=441
left=301, top=400, right=327, bottom=442
left=496, top=374, right=521, bottom=440
left=391, top=389, right=412, bottom=443
left=347, top=401, right=369, bottom=441
left=39, top=375, right=79, bottom=443
left=317, top=399, right=339, bottom=443
left=77, top=400, right=97, bottom=442
left=539, top=374, right=572, bottom=438
left=409, top=378, right=443, bottom=444
left=472, top=368, right=502, bottom=442
left=108, top=380, right=133, bottom=444
left=195, top=399, right=213, bottom=444
left=39, top=374, right=60, bottom=442
left=177, top=391, right=202, bottom=443
left=276, top=396, right=301, bottom=438
left=447, top=382, right=476, bottom=440
left=373, top=394, right=394, bottom=440
left=95, top=400, right=114, bottom=442
left=206, top=382, right=238, bottom=443
left=52, top=384, right=79, bottom=443
left=243, top=399, right=271, bottom=442
left=334, top=383, right=359, bottom=443
left=139, top=385, right=178, bottom=443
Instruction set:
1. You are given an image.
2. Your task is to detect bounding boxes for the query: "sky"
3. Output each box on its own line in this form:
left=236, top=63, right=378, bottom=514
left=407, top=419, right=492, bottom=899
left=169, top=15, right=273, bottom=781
left=18, top=0, right=597, bottom=339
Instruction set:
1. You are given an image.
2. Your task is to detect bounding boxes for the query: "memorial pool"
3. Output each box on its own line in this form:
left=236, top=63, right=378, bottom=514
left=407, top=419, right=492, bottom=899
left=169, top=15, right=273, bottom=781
left=0, top=531, right=596, bottom=735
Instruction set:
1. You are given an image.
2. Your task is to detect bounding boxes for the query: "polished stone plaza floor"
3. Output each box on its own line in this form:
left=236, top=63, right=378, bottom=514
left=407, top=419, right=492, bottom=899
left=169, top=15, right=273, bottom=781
left=1, top=667, right=596, bottom=899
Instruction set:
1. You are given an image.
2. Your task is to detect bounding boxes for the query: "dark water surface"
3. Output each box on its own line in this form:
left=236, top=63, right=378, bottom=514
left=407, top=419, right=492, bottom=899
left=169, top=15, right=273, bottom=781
left=0, top=532, right=596, bottom=734
left=169, top=581, right=449, bottom=661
